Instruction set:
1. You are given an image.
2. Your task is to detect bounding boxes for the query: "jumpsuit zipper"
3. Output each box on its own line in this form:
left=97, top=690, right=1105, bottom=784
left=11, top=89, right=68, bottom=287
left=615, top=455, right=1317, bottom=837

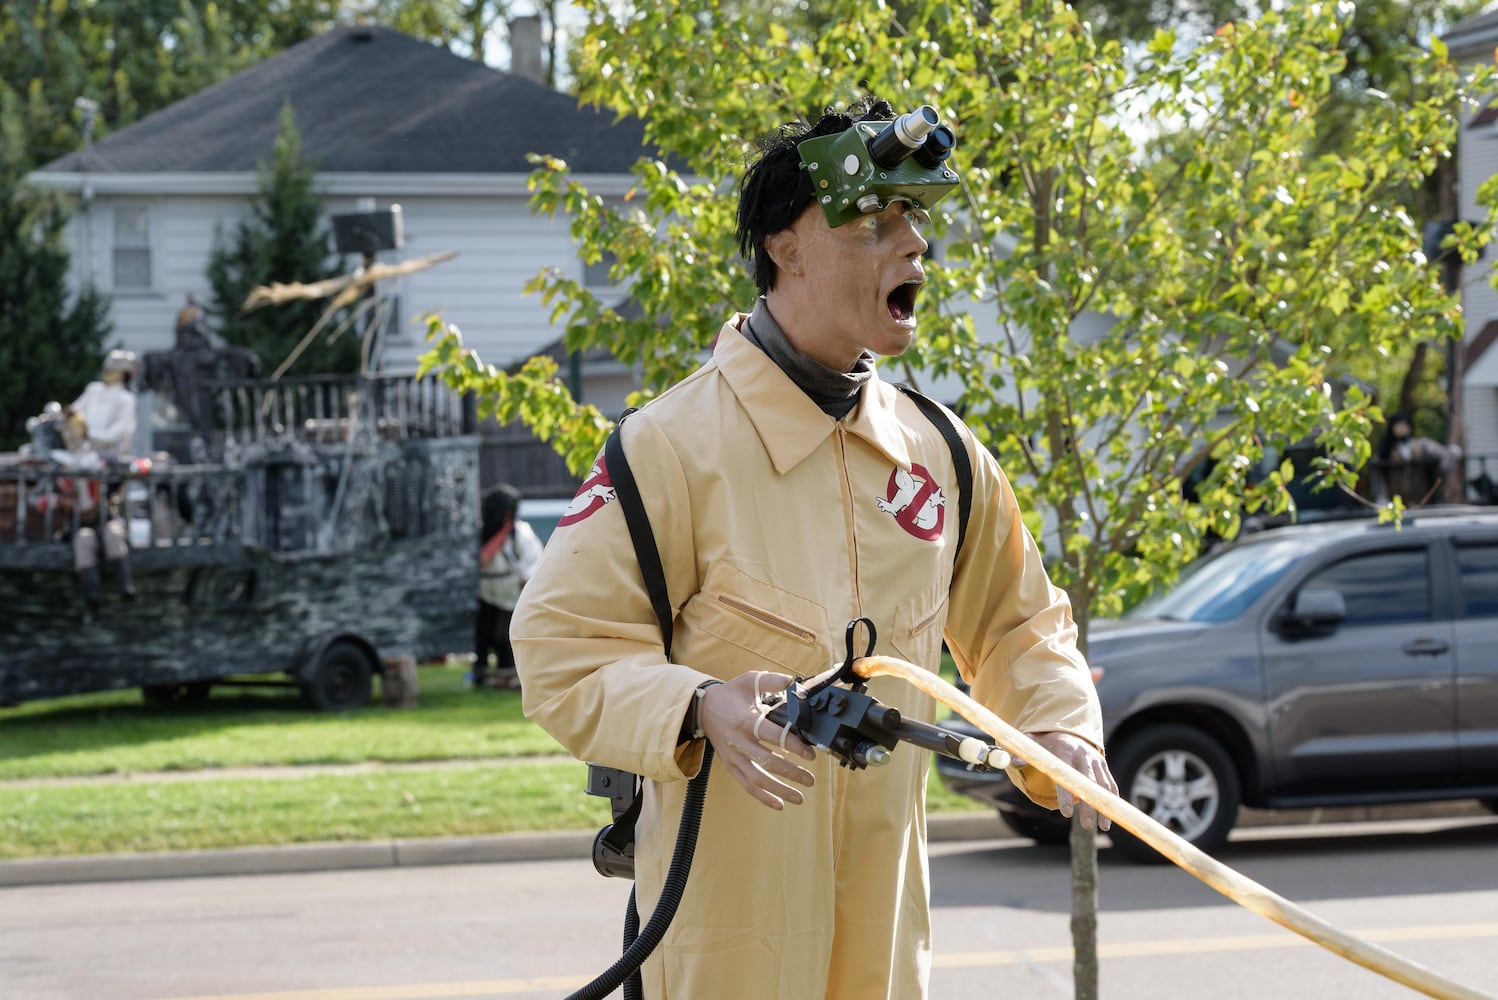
left=835, top=425, right=862, bottom=619
left=715, top=595, right=818, bottom=642
left=912, top=596, right=948, bottom=639
left=831, top=423, right=862, bottom=875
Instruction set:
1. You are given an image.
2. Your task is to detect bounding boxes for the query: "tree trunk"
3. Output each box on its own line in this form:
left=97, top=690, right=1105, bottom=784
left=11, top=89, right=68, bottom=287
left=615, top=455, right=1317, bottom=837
left=1032, top=155, right=1101, bottom=1000
left=1070, top=818, right=1100, bottom=1000
left=1397, top=340, right=1428, bottom=419
left=1069, top=586, right=1099, bottom=999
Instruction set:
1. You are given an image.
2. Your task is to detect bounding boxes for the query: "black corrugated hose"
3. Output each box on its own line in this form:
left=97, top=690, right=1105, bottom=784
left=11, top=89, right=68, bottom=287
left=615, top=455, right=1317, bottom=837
left=566, top=745, right=714, bottom=1000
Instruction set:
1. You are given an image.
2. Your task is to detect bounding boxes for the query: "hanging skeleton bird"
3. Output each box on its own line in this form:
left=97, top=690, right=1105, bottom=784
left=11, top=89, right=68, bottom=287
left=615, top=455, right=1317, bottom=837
left=242, top=249, right=458, bottom=380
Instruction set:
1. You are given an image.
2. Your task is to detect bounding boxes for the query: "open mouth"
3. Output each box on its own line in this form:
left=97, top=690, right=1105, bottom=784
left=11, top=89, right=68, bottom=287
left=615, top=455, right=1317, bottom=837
left=887, top=279, right=922, bottom=323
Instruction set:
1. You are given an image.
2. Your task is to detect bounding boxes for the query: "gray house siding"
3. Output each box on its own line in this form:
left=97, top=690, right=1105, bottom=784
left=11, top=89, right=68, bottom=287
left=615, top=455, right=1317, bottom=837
left=27, top=24, right=658, bottom=498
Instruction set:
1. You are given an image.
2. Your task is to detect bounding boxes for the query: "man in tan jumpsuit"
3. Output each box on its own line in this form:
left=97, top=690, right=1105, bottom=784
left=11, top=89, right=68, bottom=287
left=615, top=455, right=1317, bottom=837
left=511, top=97, right=1116, bottom=998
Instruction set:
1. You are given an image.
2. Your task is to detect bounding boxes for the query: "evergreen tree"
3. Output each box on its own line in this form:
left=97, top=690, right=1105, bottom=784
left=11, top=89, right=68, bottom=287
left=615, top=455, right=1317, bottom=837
left=0, top=93, right=111, bottom=450
left=205, top=103, right=356, bottom=377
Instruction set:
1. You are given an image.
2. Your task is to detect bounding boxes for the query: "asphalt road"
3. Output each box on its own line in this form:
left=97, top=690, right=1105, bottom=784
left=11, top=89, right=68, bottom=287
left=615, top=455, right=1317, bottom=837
left=2, top=815, right=1496, bottom=1000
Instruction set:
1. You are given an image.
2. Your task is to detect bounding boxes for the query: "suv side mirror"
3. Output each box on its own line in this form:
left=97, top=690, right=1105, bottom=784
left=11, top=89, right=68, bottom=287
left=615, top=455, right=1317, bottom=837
left=1278, top=587, right=1347, bottom=636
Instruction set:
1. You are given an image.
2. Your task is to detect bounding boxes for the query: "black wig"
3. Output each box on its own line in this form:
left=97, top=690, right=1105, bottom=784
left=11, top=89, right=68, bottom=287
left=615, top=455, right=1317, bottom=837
left=735, top=97, right=894, bottom=296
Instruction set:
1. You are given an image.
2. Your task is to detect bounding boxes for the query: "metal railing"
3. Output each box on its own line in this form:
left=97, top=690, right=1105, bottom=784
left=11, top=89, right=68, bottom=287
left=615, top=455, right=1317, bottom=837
left=0, top=463, right=243, bottom=553
left=1463, top=453, right=1498, bottom=505
left=213, top=372, right=469, bottom=449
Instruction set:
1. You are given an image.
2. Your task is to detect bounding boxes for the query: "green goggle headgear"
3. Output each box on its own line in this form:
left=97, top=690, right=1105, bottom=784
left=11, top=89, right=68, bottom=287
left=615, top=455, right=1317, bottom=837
left=796, top=105, right=958, bottom=229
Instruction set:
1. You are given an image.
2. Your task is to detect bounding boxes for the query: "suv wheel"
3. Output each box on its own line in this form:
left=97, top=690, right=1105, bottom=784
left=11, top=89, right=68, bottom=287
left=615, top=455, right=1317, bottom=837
left=998, top=809, right=1072, bottom=846
left=1108, top=724, right=1240, bottom=864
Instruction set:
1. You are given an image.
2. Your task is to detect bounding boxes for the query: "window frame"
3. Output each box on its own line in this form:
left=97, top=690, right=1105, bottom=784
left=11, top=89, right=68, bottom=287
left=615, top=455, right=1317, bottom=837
left=581, top=248, right=620, bottom=291
left=111, top=200, right=155, bottom=293
left=1294, top=545, right=1435, bottom=626
left=1453, top=538, right=1498, bottom=619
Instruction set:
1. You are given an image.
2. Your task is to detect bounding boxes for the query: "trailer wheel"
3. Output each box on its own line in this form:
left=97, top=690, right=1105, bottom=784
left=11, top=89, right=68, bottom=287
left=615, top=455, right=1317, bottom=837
left=141, top=682, right=213, bottom=708
left=301, top=640, right=374, bottom=712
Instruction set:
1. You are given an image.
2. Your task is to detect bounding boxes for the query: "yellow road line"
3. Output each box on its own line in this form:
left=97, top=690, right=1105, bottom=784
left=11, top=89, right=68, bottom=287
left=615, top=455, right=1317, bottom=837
left=154, top=924, right=1498, bottom=1000
left=933, top=923, right=1498, bottom=968
left=157, top=980, right=591, bottom=1000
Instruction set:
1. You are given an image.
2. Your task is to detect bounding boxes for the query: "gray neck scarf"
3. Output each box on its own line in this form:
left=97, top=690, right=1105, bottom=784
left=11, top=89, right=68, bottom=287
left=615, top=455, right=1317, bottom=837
left=742, top=297, right=874, bottom=419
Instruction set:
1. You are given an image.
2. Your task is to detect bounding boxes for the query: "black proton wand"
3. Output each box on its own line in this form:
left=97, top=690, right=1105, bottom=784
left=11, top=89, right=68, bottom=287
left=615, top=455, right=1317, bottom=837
left=763, top=618, right=1012, bottom=773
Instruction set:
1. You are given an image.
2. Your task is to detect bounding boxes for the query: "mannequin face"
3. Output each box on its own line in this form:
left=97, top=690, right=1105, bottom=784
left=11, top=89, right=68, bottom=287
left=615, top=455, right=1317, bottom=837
left=764, top=200, right=929, bottom=370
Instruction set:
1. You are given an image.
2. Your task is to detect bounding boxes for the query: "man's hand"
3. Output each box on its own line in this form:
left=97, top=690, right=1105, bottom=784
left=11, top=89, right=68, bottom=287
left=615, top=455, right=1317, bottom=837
left=1024, top=731, right=1118, bottom=832
left=699, top=671, right=816, bottom=810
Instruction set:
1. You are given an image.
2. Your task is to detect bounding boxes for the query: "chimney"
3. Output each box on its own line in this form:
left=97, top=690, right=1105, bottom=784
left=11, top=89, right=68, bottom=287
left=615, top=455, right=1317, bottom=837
left=509, top=15, right=544, bottom=85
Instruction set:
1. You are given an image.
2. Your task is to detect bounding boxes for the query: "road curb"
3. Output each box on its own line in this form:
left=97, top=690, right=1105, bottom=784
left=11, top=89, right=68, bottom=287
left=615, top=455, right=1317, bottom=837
left=2, top=806, right=1487, bottom=889
left=0, top=816, right=993, bottom=888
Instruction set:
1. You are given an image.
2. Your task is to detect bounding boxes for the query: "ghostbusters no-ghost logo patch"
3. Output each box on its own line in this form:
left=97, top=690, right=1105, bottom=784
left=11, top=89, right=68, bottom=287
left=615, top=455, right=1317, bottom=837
left=874, top=463, right=946, bottom=541
left=558, top=457, right=617, bottom=527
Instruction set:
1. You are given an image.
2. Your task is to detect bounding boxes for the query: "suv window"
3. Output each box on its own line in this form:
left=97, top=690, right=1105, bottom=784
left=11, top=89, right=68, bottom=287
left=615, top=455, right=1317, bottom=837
left=1126, top=536, right=1306, bottom=623
left=1456, top=543, right=1498, bottom=618
left=1299, top=548, right=1430, bottom=624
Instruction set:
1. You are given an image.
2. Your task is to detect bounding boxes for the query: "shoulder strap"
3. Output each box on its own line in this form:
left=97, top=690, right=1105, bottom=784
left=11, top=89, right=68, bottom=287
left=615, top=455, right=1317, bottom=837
left=896, top=384, right=973, bottom=557
left=597, top=412, right=668, bottom=874
left=604, top=412, right=674, bottom=657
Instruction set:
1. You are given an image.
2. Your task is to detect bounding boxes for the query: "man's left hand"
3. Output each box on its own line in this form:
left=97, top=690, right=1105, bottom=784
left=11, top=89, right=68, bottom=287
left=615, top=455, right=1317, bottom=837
left=1025, top=731, right=1118, bottom=833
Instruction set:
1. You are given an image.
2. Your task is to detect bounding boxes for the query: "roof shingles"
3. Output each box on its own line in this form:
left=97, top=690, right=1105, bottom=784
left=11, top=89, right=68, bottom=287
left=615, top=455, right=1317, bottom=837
left=42, top=24, right=650, bottom=175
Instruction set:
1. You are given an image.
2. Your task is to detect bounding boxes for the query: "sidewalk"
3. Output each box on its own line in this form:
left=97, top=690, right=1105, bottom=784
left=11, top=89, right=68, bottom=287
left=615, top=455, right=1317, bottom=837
left=0, top=804, right=1487, bottom=889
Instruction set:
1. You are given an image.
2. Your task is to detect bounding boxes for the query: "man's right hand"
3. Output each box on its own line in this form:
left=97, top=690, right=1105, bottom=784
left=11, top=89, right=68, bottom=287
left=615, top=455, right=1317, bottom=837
left=699, top=671, right=816, bottom=809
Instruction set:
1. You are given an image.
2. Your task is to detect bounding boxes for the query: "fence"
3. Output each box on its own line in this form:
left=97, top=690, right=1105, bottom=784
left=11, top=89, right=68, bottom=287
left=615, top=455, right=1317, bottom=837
left=212, top=372, right=470, bottom=448
left=0, top=462, right=242, bottom=564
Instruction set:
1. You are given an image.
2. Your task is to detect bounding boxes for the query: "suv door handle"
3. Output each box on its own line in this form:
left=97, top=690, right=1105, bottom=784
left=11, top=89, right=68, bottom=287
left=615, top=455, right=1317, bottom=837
left=1402, top=638, right=1449, bottom=656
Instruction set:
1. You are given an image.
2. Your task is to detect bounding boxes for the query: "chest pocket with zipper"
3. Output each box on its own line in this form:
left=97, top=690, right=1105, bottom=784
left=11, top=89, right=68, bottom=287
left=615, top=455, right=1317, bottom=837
left=890, top=578, right=950, bottom=672
left=682, top=561, right=834, bottom=679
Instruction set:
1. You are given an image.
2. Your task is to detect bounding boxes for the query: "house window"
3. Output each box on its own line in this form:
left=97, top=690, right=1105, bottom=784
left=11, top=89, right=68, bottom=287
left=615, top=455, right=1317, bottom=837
left=113, top=202, right=153, bottom=290
left=583, top=249, right=618, bottom=289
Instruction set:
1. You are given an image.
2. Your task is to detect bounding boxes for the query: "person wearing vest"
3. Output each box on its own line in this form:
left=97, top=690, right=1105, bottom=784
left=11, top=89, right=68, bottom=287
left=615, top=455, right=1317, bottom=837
left=511, top=96, right=1116, bottom=998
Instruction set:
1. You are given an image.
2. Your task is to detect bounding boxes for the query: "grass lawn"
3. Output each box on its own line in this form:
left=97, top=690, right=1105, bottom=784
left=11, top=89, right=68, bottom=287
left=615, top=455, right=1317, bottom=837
left=0, top=760, right=610, bottom=859
left=0, top=659, right=989, bottom=859
left=0, top=662, right=564, bottom=780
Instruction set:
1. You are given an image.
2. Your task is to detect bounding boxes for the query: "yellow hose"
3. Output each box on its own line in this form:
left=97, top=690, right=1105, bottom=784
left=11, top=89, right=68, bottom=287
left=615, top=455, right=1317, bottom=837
left=855, top=654, right=1496, bottom=1000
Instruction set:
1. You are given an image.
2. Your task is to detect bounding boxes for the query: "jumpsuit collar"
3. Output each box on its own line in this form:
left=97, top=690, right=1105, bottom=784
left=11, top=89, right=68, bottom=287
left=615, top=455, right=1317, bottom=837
left=714, top=316, right=913, bottom=477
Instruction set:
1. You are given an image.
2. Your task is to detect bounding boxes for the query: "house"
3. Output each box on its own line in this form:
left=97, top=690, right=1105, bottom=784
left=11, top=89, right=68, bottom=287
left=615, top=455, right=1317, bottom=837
left=26, top=20, right=648, bottom=413
left=1442, top=8, right=1498, bottom=490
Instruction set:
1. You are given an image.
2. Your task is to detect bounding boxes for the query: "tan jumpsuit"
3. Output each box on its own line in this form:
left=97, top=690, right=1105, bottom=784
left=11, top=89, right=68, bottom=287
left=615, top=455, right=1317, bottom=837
left=512, top=317, right=1103, bottom=998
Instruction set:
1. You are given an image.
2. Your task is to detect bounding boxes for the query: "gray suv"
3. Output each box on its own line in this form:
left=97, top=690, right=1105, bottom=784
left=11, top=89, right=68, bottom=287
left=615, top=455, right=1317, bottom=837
left=935, top=508, right=1498, bottom=862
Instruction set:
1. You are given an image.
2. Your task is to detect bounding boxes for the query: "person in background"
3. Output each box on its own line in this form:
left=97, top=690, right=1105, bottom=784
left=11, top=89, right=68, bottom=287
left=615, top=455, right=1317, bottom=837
left=474, top=483, right=544, bottom=690
left=1374, top=411, right=1462, bottom=505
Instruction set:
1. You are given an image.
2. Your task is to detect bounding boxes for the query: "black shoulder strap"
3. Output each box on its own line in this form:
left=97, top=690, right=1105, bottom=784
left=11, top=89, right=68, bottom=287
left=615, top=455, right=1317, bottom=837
left=608, top=391, right=974, bottom=648
left=896, top=384, right=973, bottom=557
left=592, top=393, right=972, bottom=878
left=604, top=412, right=674, bottom=657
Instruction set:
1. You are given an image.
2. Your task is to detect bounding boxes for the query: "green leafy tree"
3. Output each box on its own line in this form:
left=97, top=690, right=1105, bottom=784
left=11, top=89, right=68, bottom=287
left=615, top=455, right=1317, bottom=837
left=1078, top=0, right=1490, bottom=432
left=419, top=1, right=1496, bottom=994
left=429, top=0, right=1495, bottom=619
left=0, top=92, right=111, bottom=450
left=205, top=104, right=356, bottom=376
left=359, top=0, right=569, bottom=84
left=0, top=0, right=340, bottom=172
